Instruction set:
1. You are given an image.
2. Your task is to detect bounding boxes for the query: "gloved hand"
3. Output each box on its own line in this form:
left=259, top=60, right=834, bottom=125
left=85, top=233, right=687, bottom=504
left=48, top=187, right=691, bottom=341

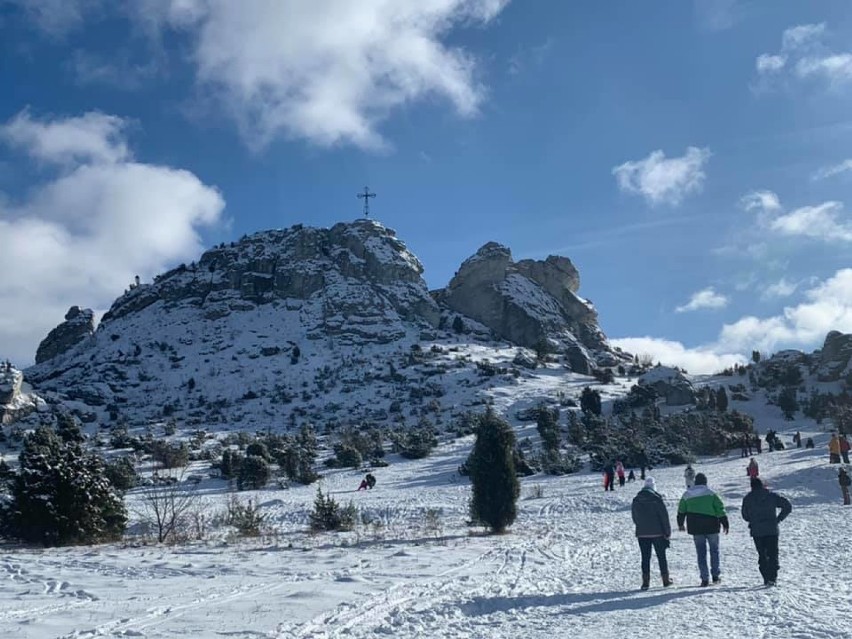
left=723, top=525, right=729, bottom=535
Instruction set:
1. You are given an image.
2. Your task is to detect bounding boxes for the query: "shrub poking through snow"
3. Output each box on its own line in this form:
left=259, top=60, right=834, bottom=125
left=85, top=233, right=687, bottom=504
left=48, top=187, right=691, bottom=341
left=309, top=487, right=356, bottom=533
left=468, top=409, right=519, bottom=534
left=238, top=455, right=270, bottom=490
left=105, top=456, right=138, bottom=491
left=2, top=426, right=127, bottom=546
left=226, top=494, right=265, bottom=536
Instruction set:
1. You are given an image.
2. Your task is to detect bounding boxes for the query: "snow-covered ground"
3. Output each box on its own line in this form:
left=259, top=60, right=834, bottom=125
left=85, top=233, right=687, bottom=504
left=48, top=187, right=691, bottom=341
left=1, top=422, right=848, bottom=638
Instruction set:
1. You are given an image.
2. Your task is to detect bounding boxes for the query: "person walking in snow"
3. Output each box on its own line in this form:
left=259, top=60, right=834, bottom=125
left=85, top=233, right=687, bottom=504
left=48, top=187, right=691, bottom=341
left=603, top=462, right=616, bottom=492
left=793, top=431, right=801, bottom=449
left=755, top=435, right=762, bottom=454
left=684, top=464, right=696, bottom=488
left=840, top=435, right=850, bottom=464
left=746, top=457, right=759, bottom=479
left=839, top=468, right=851, bottom=506
left=829, top=434, right=841, bottom=464
left=677, top=473, right=729, bottom=586
left=616, top=461, right=626, bottom=487
left=627, top=469, right=636, bottom=482
left=631, top=477, right=673, bottom=590
left=741, top=477, right=792, bottom=586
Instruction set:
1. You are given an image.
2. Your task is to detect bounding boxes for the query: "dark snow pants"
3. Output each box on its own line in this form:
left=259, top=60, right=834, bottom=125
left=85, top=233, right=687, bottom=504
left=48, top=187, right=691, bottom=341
left=638, top=537, right=669, bottom=576
left=752, top=535, right=779, bottom=583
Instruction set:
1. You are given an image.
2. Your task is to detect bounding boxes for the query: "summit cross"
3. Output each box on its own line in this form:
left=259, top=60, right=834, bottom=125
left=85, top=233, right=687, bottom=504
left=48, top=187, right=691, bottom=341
left=357, top=186, right=376, bottom=218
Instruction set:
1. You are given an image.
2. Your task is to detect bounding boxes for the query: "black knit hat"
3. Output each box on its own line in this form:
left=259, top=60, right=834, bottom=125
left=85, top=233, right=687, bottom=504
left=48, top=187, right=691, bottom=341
left=750, top=477, right=763, bottom=490
left=694, top=473, right=707, bottom=485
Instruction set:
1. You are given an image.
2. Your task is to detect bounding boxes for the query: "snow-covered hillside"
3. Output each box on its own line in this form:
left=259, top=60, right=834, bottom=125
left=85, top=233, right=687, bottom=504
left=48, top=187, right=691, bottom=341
left=0, top=414, right=846, bottom=638
left=18, top=220, right=630, bottom=434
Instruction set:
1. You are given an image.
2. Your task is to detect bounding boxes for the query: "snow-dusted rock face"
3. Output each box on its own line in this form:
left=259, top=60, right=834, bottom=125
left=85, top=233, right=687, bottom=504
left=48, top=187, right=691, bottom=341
left=437, top=243, right=619, bottom=373
left=21, top=220, right=630, bottom=430
left=0, top=363, right=22, bottom=405
left=35, top=306, right=95, bottom=364
left=638, top=366, right=696, bottom=406
left=816, top=331, right=852, bottom=382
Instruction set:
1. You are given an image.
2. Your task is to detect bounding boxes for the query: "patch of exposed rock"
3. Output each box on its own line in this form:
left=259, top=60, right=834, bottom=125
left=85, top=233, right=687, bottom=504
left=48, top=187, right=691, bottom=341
left=816, top=331, right=852, bottom=382
left=638, top=366, right=696, bottom=406
left=34, top=306, right=95, bottom=364
left=436, top=242, right=621, bottom=373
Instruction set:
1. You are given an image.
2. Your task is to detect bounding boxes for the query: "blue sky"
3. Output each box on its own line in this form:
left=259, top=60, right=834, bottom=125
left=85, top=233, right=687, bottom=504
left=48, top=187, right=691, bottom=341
left=1, top=0, right=852, bottom=371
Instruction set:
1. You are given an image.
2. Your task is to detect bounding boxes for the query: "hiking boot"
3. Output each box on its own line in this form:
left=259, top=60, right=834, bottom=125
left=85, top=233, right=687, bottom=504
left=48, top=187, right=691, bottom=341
left=700, top=579, right=710, bottom=587
left=712, top=576, right=721, bottom=585
left=641, top=573, right=650, bottom=591
left=766, top=580, right=776, bottom=587
left=662, top=574, right=674, bottom=587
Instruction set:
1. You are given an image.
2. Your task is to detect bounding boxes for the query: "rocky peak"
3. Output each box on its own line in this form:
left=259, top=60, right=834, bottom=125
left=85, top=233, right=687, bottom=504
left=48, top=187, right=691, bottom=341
left=34, top=306, right=95, bottom=364
left=817, top=330, right=852, bottom=382
left=438, top=243, right=620, bottom=373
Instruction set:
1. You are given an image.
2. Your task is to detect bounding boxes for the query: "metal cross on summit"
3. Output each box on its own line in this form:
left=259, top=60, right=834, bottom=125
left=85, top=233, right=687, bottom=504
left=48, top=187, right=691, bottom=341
left=357, top=186, right=376, bottom=218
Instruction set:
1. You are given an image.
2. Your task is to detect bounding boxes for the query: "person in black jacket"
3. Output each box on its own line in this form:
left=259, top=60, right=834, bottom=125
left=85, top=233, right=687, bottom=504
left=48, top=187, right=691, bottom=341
left=839, top=468, right=851, bottom=506
left=631, top=477, right=673, bottom=590
left=741, top=477, right=792, bottom=586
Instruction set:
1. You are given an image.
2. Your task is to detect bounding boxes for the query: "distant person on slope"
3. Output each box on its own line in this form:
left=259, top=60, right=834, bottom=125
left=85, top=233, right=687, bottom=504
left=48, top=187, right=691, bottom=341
left=365, top=473, right=376, bottom=489
left=741, top=477, right=792, bottom=587
left=840, top=435, right=850, bottom=464
left=805, top=437, right=814, bottom=449
left=627, top=469, right=636, bottom=482
left=829, top=434, right=841, bottom=464
left=603, top=462, right=616, bottom=492
left=616, top=461, right=626, bottom=487
left=684, top=464, right=696, bottom=488
left=747, top=457, right=759, bottom=479
left=631, top=477, right=674, bottom=590
left=677, top=473, right=729, bottom=587
left=793, top=431, right=801, bottom=449
left=838, top=468, right=851, bottom=506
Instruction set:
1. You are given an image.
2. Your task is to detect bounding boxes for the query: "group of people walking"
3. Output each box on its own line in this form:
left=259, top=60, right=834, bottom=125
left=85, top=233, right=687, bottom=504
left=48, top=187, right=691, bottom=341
left=631, top=470, right=792, bottom=589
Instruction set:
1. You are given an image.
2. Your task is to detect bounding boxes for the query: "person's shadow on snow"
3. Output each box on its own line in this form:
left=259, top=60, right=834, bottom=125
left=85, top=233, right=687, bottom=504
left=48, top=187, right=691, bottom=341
left=460, top=586, right=751, bottom=617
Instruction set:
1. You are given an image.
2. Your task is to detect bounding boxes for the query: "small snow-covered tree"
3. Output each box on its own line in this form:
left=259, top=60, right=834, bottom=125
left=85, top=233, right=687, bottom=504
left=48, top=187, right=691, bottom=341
left=3, top=427, right=126, bottom=546
left=468, top=409, right=519, bottom=534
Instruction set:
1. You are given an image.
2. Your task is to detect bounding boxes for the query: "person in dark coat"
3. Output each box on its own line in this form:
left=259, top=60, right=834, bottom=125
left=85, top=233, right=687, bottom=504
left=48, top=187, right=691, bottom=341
left=603, top=462, right=616, bottom=492
left=840, top=435, right=850, bottom=464
left=631, top=477, right=673, bottom=590
left=365, top=473, right=376, bottom=489
left=839, top=468, right=851, bottom=506
left=741, top=477, right=792, bottom=586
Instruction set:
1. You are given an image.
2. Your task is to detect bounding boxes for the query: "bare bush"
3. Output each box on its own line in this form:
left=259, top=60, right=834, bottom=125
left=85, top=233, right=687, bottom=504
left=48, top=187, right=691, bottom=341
left=134, top=470, right=199, bottom=543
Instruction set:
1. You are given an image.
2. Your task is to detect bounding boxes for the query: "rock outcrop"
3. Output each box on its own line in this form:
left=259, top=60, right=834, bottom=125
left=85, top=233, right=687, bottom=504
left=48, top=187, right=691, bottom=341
left=1, top=363, right=39, bottom=425
left=437, top=242, right=621, bottom=373
left=35, top=306, right=95, bottom=364
left=816, top=331, right=852, bottom=382
left=638, top=366, right=696, bottom=406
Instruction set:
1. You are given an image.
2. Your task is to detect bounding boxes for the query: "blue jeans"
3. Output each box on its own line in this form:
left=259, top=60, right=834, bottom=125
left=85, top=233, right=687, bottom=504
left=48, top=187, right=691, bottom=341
left=692, top=533, right=720, bottom=581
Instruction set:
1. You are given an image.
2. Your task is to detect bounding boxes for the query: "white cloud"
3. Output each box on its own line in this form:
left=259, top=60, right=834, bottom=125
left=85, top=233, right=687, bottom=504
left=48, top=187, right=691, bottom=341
left=796, top=54, right=852, bottom=84
left=740, top=189, right=781, bottom=213
left=610, top=337, right=745, bottom=375
left=136, top=0, right=510, bottom=150
left=693, top=0, right=742, bottom=32
left=813, top=159, right=852, bottom=180
left=675, top=287, right=729, bottom=313
left=716, top=269, right=852, bottom=353
left=781, top=23, right=826, bottom=51
left=5, top=0, right=103, bottom=37
left=0, top=111, right=224, bottom=365
left=761, top=278, right=798, bottom=300
left=768, top=202, right=852, bottom=242
left=757, top=22, right=852, bottom=87
left=612, top=146, right=711, bottom=206
left=756, top=54, right=786, bottom=74
left=615, top=268, right=852, bottom=374
left=0, top=110, right=131, bottom=166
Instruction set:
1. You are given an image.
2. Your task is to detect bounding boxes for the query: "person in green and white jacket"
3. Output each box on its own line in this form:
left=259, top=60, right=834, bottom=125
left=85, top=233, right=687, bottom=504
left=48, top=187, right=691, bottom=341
left=677, top=472, right=729, bottom=587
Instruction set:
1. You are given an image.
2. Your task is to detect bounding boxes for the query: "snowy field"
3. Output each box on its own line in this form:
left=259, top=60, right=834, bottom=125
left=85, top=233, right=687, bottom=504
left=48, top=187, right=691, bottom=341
left=1, top=428, right=850, bottom=639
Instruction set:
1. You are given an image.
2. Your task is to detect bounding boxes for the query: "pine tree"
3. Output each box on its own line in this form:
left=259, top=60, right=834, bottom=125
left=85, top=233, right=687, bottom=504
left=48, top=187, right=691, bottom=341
left=580, top=387, right=602, bottom=416
left=536, top=406, right=560, bottom=452
left=716, top=386, right=728, bottom=413
left=778, top=387, right=799, bottom=420
left=238, top=455, right=270, bottom=490
left=3, top=427, right=126, bottom=546
left=751, top=350, right=761, bottom=364
left=468, top=409, right=519, bottom=534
